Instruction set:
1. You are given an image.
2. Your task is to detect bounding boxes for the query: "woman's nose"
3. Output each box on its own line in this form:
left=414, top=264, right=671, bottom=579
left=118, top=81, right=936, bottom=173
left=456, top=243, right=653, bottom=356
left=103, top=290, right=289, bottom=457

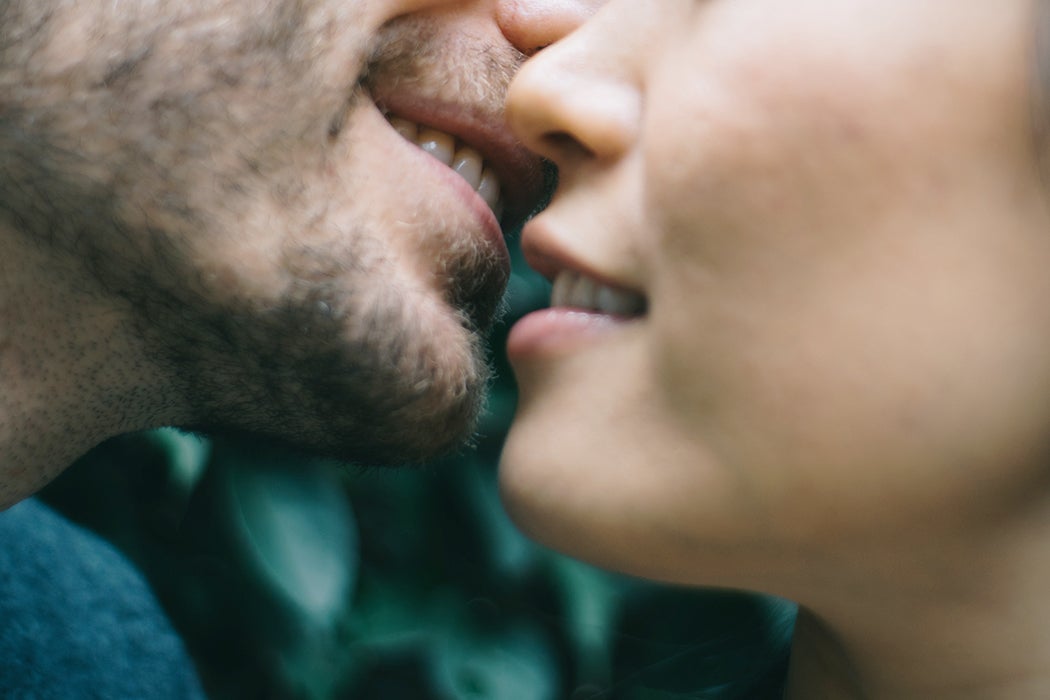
left=496, top=0, right=607, bottom=55
left=504, top=4, right=639, bottom=167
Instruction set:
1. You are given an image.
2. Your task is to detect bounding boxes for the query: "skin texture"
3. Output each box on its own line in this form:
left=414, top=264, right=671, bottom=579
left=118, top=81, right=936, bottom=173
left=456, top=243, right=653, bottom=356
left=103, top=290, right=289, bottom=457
left=502, top=1, right=1050, bottom=697
left=0, top=0, right=597, bottom=506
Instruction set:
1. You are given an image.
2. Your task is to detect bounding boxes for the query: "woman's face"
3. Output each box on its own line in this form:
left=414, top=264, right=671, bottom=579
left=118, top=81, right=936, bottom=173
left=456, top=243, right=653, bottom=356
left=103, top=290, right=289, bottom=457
left=500, top=0, right=1050, bottom=592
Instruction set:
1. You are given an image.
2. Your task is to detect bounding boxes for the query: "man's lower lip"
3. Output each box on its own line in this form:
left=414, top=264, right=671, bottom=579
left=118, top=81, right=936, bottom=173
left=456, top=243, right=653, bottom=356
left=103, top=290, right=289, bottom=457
left=506, top=308, right=633, bottom=360
left=419, top=145, right=510, bottom=270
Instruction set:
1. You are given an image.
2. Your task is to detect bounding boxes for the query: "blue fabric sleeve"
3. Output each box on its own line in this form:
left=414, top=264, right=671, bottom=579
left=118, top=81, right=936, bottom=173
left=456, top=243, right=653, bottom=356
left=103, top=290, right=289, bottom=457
left=0, top=498, right=206, bottom=700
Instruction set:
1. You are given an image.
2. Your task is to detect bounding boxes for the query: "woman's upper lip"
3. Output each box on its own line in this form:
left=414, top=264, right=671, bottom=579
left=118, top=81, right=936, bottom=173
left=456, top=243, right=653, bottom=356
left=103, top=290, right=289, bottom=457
left=518, top=216, right=639, bottom=294
left=369, top=87, right=547, bottom=232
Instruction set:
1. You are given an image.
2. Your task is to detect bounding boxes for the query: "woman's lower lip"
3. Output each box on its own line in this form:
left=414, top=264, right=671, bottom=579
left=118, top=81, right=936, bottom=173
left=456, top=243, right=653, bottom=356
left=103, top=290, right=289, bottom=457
left=506, top=307, right=634, bottom=360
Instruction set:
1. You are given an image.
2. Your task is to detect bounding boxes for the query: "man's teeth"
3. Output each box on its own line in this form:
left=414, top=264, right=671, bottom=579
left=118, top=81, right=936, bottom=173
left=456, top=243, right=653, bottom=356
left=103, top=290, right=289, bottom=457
left=550, top=270, right=647, bottom=316
left=389, top=117, right=503, bottom=219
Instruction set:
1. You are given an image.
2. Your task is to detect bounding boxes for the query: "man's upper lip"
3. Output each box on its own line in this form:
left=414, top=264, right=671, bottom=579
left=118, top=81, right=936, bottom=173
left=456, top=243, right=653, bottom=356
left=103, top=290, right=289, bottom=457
left=368, top=87, right=546, bottom=231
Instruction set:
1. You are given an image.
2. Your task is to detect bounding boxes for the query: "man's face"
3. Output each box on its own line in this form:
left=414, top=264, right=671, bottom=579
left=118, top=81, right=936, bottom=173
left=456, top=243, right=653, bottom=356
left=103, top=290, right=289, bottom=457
left=1, top=0, right=546, bottom=463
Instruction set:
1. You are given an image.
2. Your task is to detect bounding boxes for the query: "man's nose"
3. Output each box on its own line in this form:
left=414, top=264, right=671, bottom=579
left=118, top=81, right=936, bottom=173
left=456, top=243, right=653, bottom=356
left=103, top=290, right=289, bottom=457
left=496, top=0, right=607, bottom=56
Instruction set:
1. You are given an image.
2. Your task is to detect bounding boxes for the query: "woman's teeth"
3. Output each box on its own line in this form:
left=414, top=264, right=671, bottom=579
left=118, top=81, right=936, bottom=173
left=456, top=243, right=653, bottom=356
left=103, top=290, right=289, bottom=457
left=550, top=270, right=647, bottom=317
left=389, top=117, right=503, bottom=219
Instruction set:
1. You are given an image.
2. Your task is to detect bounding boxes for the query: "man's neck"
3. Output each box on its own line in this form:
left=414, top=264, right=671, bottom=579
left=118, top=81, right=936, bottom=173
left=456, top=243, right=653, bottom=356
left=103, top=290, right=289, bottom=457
left=0, top=224, right=183, bottom=507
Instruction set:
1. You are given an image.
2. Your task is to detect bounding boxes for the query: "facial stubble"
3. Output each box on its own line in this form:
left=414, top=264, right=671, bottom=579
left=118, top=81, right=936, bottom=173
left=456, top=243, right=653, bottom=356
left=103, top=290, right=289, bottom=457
left=0, top=2, right=511, bottom=466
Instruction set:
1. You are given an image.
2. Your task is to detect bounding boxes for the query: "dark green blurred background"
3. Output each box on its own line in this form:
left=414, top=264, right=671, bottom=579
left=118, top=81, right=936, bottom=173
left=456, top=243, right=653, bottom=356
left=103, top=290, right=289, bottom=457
left=39, top=241, right=794, bottom=699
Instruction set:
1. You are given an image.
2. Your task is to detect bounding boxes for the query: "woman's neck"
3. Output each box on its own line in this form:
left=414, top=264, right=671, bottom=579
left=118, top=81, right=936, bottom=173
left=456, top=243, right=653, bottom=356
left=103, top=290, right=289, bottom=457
left=781, top=504, right=1050, bottom=700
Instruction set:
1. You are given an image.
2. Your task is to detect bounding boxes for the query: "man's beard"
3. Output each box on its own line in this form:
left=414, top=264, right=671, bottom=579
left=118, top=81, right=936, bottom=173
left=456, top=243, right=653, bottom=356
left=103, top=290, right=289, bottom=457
left=1, top=132, right=499, bottom=467
left=63, top=188, right=499, bottom=465
left=133, top=231, right=495, bottom=465
left=0, top=1, right=519, bottom=465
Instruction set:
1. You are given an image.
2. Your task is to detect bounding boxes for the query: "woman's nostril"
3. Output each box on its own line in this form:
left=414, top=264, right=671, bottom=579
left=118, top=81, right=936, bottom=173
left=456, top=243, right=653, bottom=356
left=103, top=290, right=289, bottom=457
left=544, top=131, right=594, bottom=160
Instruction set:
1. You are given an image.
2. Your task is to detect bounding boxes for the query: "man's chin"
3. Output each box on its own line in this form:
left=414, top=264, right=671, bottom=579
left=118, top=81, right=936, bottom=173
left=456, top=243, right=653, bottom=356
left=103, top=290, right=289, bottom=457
left=179, top=317, right=492, bottom=467
left=189, top=390, right=484, bottom=468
